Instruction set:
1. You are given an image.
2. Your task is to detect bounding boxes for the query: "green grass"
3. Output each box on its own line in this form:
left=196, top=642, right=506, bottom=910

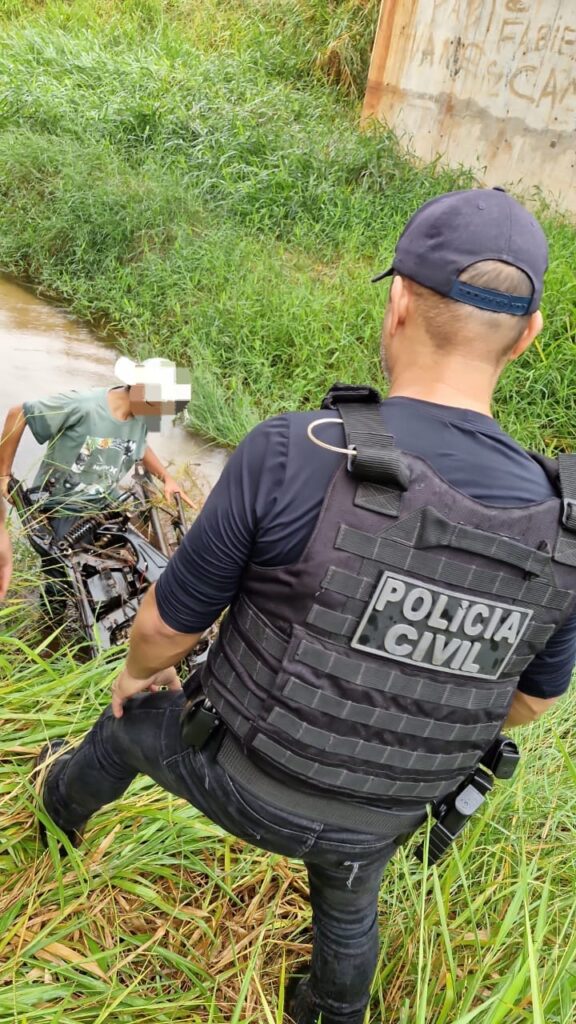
left=0, top=2, right=575, bottom=1022
left=0, top=0, right=574, bottom=447
left=1, top=554, right=575, bottom=1023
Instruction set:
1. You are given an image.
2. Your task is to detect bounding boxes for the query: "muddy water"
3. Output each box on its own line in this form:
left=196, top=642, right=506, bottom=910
left=0, top=277, right=227, bottom=497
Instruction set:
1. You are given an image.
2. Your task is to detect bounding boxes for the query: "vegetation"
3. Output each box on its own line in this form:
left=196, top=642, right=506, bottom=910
left=2, top=557, right=576, bottom=1023
left=0, top=2, right=575, bottom=1023
left=0, top=1, right=574, bottom=447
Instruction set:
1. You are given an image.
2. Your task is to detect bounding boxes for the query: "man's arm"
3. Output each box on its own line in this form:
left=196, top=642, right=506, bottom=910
left=0, top=405, right=26, bottom=498
left=504, top=690, right=561, bottom=728
left=111, top=417, right=288, bottom=715
left=509, top=610, right=576, bottom=727
left=125, top=583, right=202, bottom=676
left=141, top=445, right=194, bottom=508
left=111, top=584, right=202, bottom=718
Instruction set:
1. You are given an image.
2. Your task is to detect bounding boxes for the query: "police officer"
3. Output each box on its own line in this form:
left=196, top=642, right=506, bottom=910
left=35, top=189, right=576, bottom=1024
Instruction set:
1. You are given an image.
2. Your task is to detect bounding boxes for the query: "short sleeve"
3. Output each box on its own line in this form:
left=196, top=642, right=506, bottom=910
left=155, top=417, right=289, bottom=632
left=23, top=391, right=84, bottom=445
left=135, top=421, right=149, bottom=460
left=517, top=612, right=576, bottom=698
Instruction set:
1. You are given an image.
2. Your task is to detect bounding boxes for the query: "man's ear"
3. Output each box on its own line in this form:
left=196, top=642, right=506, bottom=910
left=508, top=310, right=543, bottom=361
left=387, top=275, right=409, bottom=336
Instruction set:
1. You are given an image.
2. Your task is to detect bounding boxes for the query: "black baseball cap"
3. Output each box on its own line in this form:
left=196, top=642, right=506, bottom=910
left=372, top=188, right=548, bottom=315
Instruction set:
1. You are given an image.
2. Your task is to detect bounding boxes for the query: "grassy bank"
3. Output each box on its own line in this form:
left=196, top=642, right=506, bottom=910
left=1, top=2, right=576, bottom=1023
left=1, top=561, right=576, bottom=1024
left=0, top=1, right=574, bottom=446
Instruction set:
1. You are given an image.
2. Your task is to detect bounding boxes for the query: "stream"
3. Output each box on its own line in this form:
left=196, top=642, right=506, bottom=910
left=0, top=277, right=227, bottom=499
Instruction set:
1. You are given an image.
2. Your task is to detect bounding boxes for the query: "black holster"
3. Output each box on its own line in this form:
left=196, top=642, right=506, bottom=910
left=415, top=735, right=520, bottom=866
left=180, top=695, right=222, bottom=751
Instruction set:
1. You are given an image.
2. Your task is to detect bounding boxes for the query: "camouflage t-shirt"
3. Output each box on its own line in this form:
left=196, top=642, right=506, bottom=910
left=23, top=387, right=148, bottom=510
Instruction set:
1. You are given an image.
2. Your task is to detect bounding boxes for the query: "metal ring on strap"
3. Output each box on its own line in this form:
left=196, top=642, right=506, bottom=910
left=306, top=417, right=356, bottom=457
left=307, top=399, right=410, bottom=489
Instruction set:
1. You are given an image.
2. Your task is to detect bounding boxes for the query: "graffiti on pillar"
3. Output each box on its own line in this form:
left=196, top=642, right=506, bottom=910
left=393, top=0, right=576, bottom=128
left=363, top=0, right=576, bottom=211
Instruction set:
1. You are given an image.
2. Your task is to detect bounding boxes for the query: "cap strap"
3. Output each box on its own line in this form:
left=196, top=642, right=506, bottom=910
left=449, top=281, right=532, bottom=315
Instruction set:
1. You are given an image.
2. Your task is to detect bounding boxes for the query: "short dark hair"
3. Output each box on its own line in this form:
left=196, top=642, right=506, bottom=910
left=408, top=260, right=533, bottom=360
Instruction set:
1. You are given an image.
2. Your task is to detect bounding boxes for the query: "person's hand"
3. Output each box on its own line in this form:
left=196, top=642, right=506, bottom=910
left=111, top=665, right=182, bottom=718
left=0, top=525, right=13, bottom=601
left=163, top=474, right=195, bottom=509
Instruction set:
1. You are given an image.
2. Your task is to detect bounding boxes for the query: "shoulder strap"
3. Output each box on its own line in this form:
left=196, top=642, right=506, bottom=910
left=557, top=453, right=576, bottom=532
left=320, top=382, right=409, bottom=488
left=320, top=382, right=383, bottom=410
left=337, top=401, right=410, bottom=489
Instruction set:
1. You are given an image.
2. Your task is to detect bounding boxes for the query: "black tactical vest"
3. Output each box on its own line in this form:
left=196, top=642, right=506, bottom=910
left=200, top=387, right=576, bottom=810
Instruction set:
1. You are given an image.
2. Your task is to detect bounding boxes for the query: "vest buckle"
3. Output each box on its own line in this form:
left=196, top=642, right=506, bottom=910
left=561, top=498, right=576, bottom=532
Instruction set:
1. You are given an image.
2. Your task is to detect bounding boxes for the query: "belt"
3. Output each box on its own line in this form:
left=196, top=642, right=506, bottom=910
left=217, top=732, right=428, bottom=838
left=181, top=697, right=428, bottom=837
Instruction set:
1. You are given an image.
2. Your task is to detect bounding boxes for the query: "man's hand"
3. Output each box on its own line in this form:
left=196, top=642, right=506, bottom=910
left=163, top=473, right=195, bottom=508
left=111, top=665, right=182, bottom=719
left=0, top=524, right=12, bottom=601
left=142, top=447, right=195, bottom=509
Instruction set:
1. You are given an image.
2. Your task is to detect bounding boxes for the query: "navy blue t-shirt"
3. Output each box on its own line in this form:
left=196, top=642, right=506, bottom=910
left=156, top=398, right=576, bottom=699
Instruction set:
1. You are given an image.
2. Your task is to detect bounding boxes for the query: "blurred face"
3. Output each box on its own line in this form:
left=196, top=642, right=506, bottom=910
left=128, top=384, right=180, bottom=418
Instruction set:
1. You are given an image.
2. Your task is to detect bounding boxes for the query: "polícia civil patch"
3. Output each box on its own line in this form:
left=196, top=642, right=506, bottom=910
left=351, top=572, right=532, bottom=680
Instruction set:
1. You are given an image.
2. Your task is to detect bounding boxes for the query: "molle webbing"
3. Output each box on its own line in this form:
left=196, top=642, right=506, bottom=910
left=294, top=637, right=511, bottom=711
left=206, top=594, right=515, bottom=802
left=226, top=597, right=522, bottom=710
left=201, top=427, right=576, bottom=811
left=207, top=596, right=514, bottom=740
left=306, top=599, right=556, bottom=652
left=311, top=541, right=563, bottom=662
left=282, top=677, right=504, bottom=739
left=210, top=651, right=260, bottom=730
left=226, top=599, right=287, bottom=661
left=220, top=620, right=278, bottom=689
left=217, top=733, right=428, bottom=835
left=334, top=525, right=572, bottom=611
left=321, top=564, right=545, bottom=611
left=385, top=507, right=554, bottom=580
left=251, top=735, right=461, bottom=801
left=203, top=634, right=469, bottom=802
left=265, top=708, right=479, bottom=771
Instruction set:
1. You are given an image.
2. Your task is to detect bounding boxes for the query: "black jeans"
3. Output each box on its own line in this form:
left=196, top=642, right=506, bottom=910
left=43, top=691, right=424, bottom=1023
